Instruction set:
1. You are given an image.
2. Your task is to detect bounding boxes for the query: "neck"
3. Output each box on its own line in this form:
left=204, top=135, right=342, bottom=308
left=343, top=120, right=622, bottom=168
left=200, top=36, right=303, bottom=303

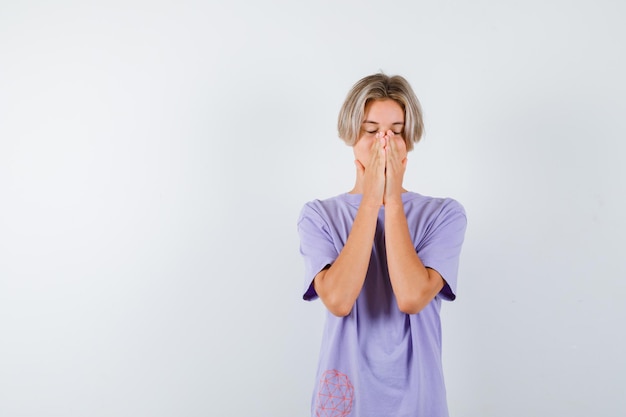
left=349, top=176, right=365, bottom=194
left=348, top=178, right=408, bottom=195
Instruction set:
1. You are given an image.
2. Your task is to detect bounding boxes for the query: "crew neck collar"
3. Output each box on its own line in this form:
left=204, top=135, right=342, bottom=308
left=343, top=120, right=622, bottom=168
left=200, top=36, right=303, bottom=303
left=341, top=191, right=415, bottom=206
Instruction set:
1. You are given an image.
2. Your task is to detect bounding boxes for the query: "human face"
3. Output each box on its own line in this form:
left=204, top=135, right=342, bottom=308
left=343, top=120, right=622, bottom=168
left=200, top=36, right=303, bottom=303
left=353, top=99, right=406, bottom=166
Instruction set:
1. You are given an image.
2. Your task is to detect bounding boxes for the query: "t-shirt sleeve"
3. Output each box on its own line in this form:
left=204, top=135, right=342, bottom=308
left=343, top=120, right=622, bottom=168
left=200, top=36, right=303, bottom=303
left=297, top=203, right=339, bottom=301
left=416, top=199, right=467, bottom=301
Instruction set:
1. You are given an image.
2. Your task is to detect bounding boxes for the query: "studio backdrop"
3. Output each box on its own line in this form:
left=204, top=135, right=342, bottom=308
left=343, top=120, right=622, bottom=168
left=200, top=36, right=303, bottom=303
left=1, top=1, right=625, bottom=416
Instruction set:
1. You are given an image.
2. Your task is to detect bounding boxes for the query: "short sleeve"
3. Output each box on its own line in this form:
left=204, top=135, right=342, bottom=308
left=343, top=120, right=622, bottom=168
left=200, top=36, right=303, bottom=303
left=297, top=203, right=340, bottom=301
left=416, top=200, right=467, bottom=301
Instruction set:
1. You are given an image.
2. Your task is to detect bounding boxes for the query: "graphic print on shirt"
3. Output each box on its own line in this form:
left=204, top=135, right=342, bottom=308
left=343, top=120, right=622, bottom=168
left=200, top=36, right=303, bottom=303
left=315, top=369, right=354, bottom=417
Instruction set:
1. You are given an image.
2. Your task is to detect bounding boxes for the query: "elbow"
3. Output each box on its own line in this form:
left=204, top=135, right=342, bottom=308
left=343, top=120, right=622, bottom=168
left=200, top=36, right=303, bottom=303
left=396, top=291, right=430, bottom=315
left=315, top=278, right=355, bottom=317
left=324, top=296, right=354, bottom=317
left=328, top=302, right=354, bottom=318
left=395, top=273, right=444, bottom=314
left=331, top=307, right=353, bottom=317
left=397, top=300, right=425, bottom=315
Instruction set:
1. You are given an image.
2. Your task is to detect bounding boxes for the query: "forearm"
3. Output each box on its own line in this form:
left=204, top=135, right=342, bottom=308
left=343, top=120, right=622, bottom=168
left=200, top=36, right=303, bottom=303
left=384, top=202, right=444, bottom=314
left=314, top=204, right=380, bottom=316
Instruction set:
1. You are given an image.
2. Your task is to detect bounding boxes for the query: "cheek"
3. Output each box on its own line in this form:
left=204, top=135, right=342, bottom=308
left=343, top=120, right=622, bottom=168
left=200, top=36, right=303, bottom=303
left=353, top=137, right=372, bottom=161
left=353, top=147, right=366, bottom=164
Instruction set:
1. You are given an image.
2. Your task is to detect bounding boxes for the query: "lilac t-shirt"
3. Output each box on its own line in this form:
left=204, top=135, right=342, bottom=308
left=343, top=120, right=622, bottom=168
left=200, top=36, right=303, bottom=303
left=297, top=192, right=467, bottom=417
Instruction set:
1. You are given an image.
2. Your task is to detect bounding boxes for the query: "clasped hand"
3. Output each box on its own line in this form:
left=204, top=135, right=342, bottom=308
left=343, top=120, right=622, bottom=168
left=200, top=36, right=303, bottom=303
left=356, top=130, right=407, bottom=207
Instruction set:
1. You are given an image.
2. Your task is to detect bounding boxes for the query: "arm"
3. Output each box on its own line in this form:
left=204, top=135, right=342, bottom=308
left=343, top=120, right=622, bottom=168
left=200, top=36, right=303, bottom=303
left=384, top=202, right=445, bottom=314
left=314, top=135, right=387, bottom=317
left=383, top=132, right=443, bottom=314
left=313, top=203, right=379, bottom=316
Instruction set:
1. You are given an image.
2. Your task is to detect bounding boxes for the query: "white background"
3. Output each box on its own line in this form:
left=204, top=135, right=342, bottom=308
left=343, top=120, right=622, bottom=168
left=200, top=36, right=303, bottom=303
left=1, top=1, right=625, bottom=416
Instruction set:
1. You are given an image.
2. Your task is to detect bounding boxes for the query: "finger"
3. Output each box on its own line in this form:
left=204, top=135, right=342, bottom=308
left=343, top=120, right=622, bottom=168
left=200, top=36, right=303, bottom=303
left=367, top=136, right=385, bottom=173
left=376, top=135, right=386, bottom=159
left=389, top=135, right=406, bottom=165
left=386, top=132, right=397, bottom=162
left=395, top=135, right=407, bottom=157
left=375, top=132, right=386, bottom=149
left=368, top=135, right=380, bottom=163
left=377, top=142, right=387, bottom=173
left=385, top=138, right=393, bottom=164
left=381, top=131, right=389, bottom=148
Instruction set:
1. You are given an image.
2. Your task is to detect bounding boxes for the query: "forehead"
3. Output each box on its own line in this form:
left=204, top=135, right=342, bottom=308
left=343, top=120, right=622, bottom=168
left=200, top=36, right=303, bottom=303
left=363, top=99, right=404, bottom=122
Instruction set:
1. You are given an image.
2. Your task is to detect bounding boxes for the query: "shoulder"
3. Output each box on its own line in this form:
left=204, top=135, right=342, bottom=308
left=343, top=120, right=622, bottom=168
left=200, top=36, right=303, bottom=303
left=403, top=192, right=466, bottom=217
left=403, top=192, right=467, bottom=233
left=299, top=193, right=354, bottom=217
left=297, top=194, right=349, bottom=225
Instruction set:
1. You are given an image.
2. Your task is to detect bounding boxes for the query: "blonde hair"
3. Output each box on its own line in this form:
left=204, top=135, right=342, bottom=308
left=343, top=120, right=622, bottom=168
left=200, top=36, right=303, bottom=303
left=337, top=73, right=424, bottom=151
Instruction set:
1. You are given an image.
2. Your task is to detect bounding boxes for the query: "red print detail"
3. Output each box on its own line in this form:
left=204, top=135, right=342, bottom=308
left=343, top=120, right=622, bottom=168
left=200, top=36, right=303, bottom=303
left=315, top=369, right=354, bottom=417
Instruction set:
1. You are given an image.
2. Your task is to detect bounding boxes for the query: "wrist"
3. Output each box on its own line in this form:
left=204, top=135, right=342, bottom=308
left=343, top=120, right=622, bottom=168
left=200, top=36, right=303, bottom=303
left=383, top=198, right=404, bottom=214
left=383, top=194, right=403, bottom=206
left=359, top=198, right=383, bottom=211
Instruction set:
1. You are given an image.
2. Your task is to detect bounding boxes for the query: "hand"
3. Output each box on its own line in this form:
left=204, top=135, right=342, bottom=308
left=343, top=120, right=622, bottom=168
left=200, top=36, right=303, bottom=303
left=383, top=130, right=407, bottom=205
left=355, top=133, right=386, bottom=207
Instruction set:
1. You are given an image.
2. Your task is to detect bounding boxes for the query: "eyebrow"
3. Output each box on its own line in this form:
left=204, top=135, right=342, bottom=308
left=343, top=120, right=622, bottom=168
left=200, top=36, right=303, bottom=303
left=363, top=120, right=404, bottom=125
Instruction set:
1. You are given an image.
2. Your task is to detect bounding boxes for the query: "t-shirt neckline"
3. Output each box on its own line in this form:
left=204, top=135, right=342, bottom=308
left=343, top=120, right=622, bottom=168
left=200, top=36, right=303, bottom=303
left=340, top=191, right=416, bottom=207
